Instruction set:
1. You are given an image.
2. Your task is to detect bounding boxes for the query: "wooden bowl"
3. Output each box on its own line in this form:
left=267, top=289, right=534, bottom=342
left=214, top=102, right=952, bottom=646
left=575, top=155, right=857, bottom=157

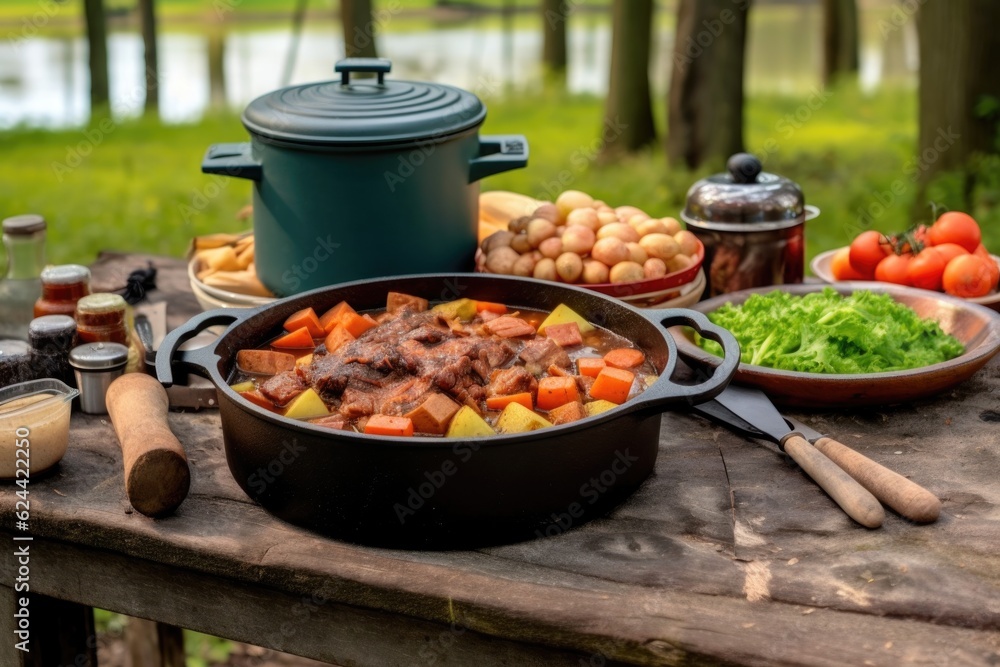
left=811, top=248, right=1000, bottom=312
left=672, top=282, right=1000, bottom=408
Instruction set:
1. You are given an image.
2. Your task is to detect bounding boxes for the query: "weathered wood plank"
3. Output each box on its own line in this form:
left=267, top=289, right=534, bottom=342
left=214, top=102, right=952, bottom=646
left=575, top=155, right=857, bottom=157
left=0, top=586, right=28, bottom=667
left=2, top=253, right=998, bottom=666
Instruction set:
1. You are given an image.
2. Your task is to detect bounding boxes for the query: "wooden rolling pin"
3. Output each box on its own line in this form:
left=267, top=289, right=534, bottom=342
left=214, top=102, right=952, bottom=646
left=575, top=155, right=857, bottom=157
left=106, top=373, right=191, bottom=517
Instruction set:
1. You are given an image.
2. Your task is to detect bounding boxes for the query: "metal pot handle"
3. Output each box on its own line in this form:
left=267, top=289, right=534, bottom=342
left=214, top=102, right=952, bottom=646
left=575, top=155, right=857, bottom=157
left=469, top=135, right=529, bottom=183
left=202, top=143, right=263, bottom=181
left=156, top=308, right=249, bottom=387
left=636, top=308, right=740, bottom=408
left=335, top=57, right=392, bottom=85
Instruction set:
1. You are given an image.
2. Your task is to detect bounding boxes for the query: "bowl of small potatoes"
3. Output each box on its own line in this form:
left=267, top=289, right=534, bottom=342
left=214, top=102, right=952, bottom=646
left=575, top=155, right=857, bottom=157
left=188, top=233, right=277, bottom=310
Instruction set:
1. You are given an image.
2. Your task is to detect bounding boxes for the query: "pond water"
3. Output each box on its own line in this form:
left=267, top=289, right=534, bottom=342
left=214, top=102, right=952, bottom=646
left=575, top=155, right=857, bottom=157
left=0, top=3, right=917, bottom=130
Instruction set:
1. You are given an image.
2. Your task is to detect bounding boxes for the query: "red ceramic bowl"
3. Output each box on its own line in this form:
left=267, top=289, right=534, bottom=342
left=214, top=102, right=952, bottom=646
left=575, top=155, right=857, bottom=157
left=476, top=238, right=704, bottom=298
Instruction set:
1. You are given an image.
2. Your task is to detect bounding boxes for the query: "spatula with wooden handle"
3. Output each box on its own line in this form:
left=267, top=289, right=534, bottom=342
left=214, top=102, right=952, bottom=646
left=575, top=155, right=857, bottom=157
left=784, top=417, right=940, bottom=523
left=106, top=373, right=191, bottom=517
left=697, top=385, right=885, bottom=528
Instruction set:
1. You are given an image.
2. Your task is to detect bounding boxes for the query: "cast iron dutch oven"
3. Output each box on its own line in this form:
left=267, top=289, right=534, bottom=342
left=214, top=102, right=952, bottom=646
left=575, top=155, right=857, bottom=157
left=156, top=274, right=739, bottom=548
left=202, top=58, right=528, bottom=297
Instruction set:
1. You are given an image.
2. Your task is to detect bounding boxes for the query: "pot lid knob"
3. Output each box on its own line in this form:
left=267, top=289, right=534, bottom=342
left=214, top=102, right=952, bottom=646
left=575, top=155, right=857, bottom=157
left=727, top=152, right=762, bottom=184
left=335, top=57, right=392, bottom=86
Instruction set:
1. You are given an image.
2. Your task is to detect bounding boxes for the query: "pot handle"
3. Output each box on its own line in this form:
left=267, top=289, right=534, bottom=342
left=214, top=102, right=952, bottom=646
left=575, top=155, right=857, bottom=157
left=636, top=308, right=740, bottom=408
left=469, top=135, right=529, bottom=183
left=335, top=57, right=392, bottom=85
left=156, top=308, right=249, bottom=387
left=202, top=143, right=263, bottom=181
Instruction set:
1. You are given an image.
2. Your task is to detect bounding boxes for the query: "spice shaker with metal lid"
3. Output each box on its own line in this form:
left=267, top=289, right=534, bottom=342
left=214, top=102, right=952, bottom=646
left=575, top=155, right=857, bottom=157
left=681, top=153, right=820, bottom=298
left=68, top=342, right=129, bottom=414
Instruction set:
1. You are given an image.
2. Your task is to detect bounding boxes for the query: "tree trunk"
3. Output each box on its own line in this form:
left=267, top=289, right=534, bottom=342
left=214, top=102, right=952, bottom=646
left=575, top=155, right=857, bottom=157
left=666, top=0, right=750, bottom=169
left=340, top=0, right=378, bottom=59
left=541, top=0, right=568, bottom=74
left=83, top=0, right=109, bottom=111
left=822, top=0, right=859, bottom=86
left=138, top=0, right=159, bottom=114
left=601, top=0, right=656, bottom=158
left=916, top=0, right=1000, bottom=207
left=208, top=29, right=226, bottom=109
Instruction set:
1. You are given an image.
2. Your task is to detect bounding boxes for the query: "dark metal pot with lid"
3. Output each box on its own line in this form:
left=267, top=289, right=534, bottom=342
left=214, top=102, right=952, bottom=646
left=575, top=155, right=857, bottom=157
left=202, top=58, right=529, bottom=297
left=681, top=153, right=819, bottom=298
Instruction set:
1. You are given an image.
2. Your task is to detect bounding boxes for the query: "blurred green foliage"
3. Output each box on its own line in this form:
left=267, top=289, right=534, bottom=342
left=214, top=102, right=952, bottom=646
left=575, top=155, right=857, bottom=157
left=3, top=85, right=996, bottom=268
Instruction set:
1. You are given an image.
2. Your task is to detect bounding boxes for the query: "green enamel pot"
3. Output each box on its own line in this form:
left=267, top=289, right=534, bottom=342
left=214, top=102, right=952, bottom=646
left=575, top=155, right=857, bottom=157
left=202, top=58, right=528, bottom=297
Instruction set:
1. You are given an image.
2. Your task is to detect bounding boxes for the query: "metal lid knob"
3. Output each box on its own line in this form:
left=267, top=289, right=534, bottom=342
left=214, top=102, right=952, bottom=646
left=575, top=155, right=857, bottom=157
left=727, top=152, right=762, bottom=184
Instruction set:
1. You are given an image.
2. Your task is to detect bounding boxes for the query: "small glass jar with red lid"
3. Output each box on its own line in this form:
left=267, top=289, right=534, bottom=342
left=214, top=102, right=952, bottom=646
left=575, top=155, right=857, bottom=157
left=75, top=293, right=129, bottom=345
left=35, top=264, right=92, bottom=318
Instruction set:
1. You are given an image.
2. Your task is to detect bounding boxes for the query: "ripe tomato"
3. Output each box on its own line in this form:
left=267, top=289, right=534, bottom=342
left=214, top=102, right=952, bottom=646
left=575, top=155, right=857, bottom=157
left=830, top=246, right=867, bottom=281
left=973, top=244, right=999, bottom=290
left=928, top=212, right=981, bottom=252
left=849, top=231, right=890, bottom=278
left=942, top=254, right=994, bottom=298
left=907, top=248, right=946, bottom=291
left=874, top=253, right=912, bottom=285
left=930, top=242, right=968, bottom=266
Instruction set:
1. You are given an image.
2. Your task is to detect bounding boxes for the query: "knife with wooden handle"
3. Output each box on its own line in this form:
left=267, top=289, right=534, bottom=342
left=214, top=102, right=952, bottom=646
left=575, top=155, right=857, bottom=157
left=106, top=373, right=191, bottom=517
left=784, top=417, right=940, bottom=524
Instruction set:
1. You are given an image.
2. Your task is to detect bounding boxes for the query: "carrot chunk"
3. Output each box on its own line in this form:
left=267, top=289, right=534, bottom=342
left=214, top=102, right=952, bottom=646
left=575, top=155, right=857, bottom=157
left=548, top=401, right=587, bottom=425
left=475, top=301, right=508, bottom=315
left=603, top=348, right=646, bottom=369
left=319, top=301, right=356, bottom=333
left=236, top=349, right=296, bottom=375
left=364, top=414, right=414, bottom=437
left=589, top=367, right=635, bottom=404
left=271, top=326, right=314, bottom=349
left=484, top=316, right=536, bottom=338
left=239, top=390, right=277, bottom=412
left=340, top=312, right=378, bottom=338
left=537, top=376, right=581, bottom=411
left=577, top=357, right=606, bottom=378
left=283, top=307, right=324, bottom=338
left=485, top=392, right=533, bottom=411
left=323, top=324, right=356, bottom=353
left=545, top=322, right=583, bottom=347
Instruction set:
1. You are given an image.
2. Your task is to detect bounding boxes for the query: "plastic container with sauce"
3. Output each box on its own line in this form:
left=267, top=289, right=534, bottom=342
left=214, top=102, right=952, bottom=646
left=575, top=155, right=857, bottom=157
left=0, top=378, right=78, bottom=478
left=75, top=293, right=129, bottom=345
left=35, top=264, right=92, bottom=318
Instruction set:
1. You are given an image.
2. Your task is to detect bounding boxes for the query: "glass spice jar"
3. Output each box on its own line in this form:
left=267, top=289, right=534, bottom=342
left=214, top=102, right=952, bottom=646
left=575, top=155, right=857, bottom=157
left=35, top=264, right=92, bottom=318
left=0, top=340, right=33, bottom=389
left=75, top=293, right=129, bottom=345
left=28, top=315, right=78, bottom=388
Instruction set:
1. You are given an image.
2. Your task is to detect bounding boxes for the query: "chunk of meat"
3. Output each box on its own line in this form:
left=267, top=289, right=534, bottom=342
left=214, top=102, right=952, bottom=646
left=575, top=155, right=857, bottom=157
left=575, top=374, right=596, bottom=396
left=519, top=338, right=571, bottom=375
left=236, top=349, right=296, bottom=375
left=484, top=316, right=536, bottom=338
left=386, top=292, right=429, bottom=313
left=488, top=366, right=539, bottom=398
left=259, top=371, right=305, bottom=406
left=404, top=393, right=461, bottom=435
left=548, top=401, right=587, bottom=425
left=339, top=387, right=376, bottom=418
left=544, top=322, right=583, bottom=347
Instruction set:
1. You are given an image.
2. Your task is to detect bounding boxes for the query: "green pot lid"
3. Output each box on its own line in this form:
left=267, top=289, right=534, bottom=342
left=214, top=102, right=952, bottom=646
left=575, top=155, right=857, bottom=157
left=242, top=58, right=487, bottom=148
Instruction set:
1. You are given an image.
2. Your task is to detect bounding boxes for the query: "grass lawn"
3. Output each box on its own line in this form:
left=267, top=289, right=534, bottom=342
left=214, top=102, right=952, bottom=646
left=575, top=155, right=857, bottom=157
left=1, top=85, right=998, bottom=269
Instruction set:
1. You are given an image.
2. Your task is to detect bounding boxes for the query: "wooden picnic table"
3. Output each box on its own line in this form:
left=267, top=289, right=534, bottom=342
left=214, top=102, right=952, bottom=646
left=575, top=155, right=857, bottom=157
left=2, top=252, right=999, bottom=667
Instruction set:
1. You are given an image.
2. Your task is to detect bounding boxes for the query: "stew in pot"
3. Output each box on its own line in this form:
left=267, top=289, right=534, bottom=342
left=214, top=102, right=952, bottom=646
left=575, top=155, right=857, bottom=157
left=228, top=293, right=658, bottom=437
